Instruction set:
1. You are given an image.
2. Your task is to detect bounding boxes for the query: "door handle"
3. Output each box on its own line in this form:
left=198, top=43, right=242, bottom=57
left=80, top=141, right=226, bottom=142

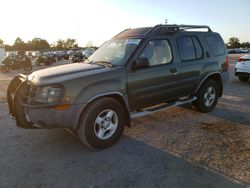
left=170, top=68, right=178, bottom=75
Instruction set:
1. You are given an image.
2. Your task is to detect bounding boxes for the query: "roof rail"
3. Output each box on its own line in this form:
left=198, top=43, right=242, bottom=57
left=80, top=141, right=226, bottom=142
left=177, top=24, right=212, bottom=31
left=147, top=24, right=212, bottom=36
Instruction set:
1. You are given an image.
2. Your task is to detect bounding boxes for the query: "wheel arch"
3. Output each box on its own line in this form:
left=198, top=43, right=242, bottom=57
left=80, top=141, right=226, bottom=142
left=195, top=73, right=223, bottom=97
left=75, top=92, right=131, bottom=130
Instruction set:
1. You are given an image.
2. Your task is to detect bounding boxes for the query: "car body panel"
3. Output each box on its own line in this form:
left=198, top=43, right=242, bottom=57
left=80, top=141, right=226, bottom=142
left=235, top=54, right=250, bottom=77
left=7, top=25, right=229, bottom=129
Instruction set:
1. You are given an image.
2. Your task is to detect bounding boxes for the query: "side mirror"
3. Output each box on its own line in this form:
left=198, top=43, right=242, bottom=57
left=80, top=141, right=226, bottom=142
left=132, top=58, right=149, bottom=70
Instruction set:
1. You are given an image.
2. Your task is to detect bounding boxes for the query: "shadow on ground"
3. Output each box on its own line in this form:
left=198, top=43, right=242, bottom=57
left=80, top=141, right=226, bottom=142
left=0, top=125, right=245, bottom=188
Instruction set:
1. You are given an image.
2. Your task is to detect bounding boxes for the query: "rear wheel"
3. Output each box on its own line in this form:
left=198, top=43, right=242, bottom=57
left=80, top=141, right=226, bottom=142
left=0, top=65, right=10, bottom=73
left=192, top=80, right=219, bottom=113
left=23, top=63, right=32, bottom=71
left=77, top=97, right=127, bottom=149
left=239, top=76, right=249, bottom=82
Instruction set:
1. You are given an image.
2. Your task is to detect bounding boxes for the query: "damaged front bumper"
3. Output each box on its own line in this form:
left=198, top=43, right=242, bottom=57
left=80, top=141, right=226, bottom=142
left=7, top=74, right=83, bottom=129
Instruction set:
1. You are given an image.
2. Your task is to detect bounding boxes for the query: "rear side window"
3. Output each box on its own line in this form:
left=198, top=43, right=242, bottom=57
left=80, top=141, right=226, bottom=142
left=177, top=36, right=203, bottom=61
left=205, top=35, right=225, bottom=56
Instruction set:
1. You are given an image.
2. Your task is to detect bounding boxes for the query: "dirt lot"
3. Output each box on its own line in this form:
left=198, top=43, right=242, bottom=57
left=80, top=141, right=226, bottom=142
left=0, top=56, right=249, bottom=187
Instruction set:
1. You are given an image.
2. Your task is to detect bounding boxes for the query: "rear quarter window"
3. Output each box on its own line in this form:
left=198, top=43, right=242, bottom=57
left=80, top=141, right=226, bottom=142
left=205, top=35, right=226, bottom=56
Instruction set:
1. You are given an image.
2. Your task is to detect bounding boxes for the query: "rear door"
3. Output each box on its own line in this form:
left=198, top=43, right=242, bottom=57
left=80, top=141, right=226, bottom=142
left=173, top=35, right=204, bottom=94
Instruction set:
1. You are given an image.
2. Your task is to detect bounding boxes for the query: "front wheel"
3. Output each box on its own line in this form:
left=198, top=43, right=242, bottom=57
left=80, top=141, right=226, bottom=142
left=192, top=80, right=219, bottom=113
left=77, top=97, right=127, bottom=149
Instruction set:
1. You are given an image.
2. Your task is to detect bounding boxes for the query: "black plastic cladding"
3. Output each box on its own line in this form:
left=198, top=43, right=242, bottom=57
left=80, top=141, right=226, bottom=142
left=114, top=24, right=212, bottom=39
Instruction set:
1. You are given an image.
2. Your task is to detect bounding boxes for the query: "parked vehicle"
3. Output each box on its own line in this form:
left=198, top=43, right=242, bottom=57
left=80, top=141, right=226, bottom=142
left=228, top=48, right=249, bottom=54
left=54, top=50, right=69, bottom=60
left=235, top=54, right=250, bottom=82
left=69, top=51, right=85, bottom=63
left=7, top=24, right=229, bottom=149
left=35, top=54, right=56, bottom=66
left=1, top=52, right=32, bottom=73
left=0, top=47, right=6, bottom=63
left=82, top=48, right=95, bottom=58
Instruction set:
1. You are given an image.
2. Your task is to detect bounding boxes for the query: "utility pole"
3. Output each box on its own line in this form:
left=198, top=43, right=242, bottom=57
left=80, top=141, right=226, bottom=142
left=165, top=19, right=168, bottom=24
left=77, top=22, right=80, bottom=47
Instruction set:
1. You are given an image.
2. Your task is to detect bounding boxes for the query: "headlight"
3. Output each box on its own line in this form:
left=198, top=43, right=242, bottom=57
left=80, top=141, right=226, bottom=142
left=35, top=86, right=63, bottom=104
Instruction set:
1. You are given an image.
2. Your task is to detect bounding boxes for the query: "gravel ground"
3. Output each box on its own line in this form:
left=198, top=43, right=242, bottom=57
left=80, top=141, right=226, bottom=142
left=0, top=56, right=249, bottom=187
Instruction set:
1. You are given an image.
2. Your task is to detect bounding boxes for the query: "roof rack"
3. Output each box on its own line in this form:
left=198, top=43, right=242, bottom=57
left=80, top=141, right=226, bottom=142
left=147, top=24, right=212, bottom=36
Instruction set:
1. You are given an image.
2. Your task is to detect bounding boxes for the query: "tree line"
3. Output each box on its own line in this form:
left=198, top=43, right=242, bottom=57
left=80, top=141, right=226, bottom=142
left=226, top=37, right=250, bottom=49
left=0, top=36, right=249, bottom=51
left=0, top=37, right=95, bottom=51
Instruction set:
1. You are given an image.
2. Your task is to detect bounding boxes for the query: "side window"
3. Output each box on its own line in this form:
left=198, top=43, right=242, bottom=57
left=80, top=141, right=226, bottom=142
left=205, top=35, right=226, bottom=56
left=177, top=37, right=196, bottom=61
left=192, top=37, right=203, bottom=59
left=139, top=39, right=172, bottom=66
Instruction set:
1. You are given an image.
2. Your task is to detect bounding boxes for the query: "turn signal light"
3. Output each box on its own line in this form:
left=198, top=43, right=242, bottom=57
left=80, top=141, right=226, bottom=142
left=54, top=104, right=71, bottom=110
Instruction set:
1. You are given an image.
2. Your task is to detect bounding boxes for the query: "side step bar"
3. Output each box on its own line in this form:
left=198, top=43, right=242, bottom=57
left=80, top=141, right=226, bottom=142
left=130, top=96, right=197, bottom=119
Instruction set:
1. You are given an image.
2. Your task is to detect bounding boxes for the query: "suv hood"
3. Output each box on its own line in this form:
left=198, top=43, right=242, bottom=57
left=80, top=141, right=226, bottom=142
left=28, top=63, right=109, bottom=85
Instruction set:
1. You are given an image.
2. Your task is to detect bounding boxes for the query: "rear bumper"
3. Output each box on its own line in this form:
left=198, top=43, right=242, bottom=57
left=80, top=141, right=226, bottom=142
left=7, top=74, right=84, bottom=129
left=235, top=71, right=250, bottom=77
left=221, top=71, right=229, bottom=83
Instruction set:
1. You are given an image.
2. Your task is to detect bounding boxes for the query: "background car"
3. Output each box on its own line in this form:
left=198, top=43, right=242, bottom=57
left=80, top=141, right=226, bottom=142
left=69, top=51, right=85, bottom=63
left=228, top=48, right=250, bottom=54
left=35, top=54, right=56, bottom=66
left=0, top=47, right=6, bottom=63
left=235, top=54, right=250, bottom=82
left=82, top=48, right=95, bottom=58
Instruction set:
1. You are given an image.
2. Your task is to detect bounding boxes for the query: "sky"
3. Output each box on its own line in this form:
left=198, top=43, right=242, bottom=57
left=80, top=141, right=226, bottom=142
left=0, top=0, right=249, bottom=47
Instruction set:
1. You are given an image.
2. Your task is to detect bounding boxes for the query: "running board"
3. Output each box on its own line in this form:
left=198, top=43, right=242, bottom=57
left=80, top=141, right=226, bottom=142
left=130, top=96, right=197, bottom=119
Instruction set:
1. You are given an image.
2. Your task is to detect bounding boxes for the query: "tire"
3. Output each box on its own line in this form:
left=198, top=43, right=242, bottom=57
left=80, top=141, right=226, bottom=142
left=77, top=97, right=127, bottom=149
left=192, top=80, right=219, bottom=113
left=23, top=64, right=32, bottom=71
left=239, top=76, right=249, bottom=82
left=0, top=65, right=10, bottom=73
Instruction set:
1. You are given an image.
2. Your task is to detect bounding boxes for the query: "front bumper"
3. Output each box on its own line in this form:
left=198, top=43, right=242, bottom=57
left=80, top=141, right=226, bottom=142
left=7, top=74, right=84, bottom=129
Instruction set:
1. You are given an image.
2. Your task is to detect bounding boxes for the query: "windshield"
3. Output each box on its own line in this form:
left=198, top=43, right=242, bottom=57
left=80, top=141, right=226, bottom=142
left=88, top=38, right=141, bottom=65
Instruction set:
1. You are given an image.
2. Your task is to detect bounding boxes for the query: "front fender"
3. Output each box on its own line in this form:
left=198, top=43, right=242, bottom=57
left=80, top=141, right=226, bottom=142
left=74, top=79, right=127, bottom=104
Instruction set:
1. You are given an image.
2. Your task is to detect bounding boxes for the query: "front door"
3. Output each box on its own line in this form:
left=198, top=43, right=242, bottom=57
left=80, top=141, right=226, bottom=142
left=127, top=39, right=183, bottom=111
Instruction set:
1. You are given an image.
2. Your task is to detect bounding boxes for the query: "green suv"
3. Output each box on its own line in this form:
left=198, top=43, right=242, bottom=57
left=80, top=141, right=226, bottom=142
left=7, top=25, right=229, bottom=149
